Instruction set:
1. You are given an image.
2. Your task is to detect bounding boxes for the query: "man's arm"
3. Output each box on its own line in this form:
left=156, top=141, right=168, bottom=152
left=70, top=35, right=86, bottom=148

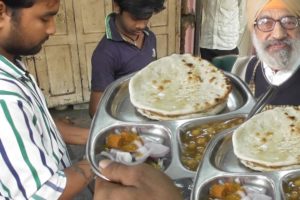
left=89, top=41, right=117, bottom=119
left=0, top=98, right=92, bottom=199
left=89, top=91, right=103, bottom=118
left=59, top=160, right=94, bottom=200
left=54, top=118, right=89, bottom=145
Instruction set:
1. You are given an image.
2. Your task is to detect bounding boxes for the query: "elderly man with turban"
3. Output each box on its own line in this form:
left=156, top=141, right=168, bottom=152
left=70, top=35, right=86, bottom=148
left=232, top=0, right=300, bottom=109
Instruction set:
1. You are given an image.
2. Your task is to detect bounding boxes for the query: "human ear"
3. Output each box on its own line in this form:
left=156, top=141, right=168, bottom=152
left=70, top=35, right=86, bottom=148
left=113, top=2, right=120, bottom=14
left=0, top=2, right=6, bottom=28
left=0, top=1, right=10, bottom=23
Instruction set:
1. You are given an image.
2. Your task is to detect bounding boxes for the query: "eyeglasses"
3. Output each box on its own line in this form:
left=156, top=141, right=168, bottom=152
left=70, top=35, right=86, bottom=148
left=254, top=16, right=300, bottom=32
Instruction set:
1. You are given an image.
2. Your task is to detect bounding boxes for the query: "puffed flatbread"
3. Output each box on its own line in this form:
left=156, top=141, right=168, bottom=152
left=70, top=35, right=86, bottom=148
left=233, top=107, right=300, bottom=171
left=240, top=159, right=300, bottom=171
left=136, top=102, right=227, bottom=120
left=129, top=54, right=232, bottom=120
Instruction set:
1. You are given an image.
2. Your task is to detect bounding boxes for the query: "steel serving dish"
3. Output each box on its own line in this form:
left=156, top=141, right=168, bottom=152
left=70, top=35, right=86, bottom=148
left=191, top=129, right=300, bottom=200
left=86, top=71, right=256, bottom=199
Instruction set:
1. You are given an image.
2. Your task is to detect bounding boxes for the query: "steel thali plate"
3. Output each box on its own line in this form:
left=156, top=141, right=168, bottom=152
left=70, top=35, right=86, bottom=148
left=86, top=71, right=256, bottom=199
left=191, top=130, right=300, bottom=200
left=105, top=72, right=254, bottom=122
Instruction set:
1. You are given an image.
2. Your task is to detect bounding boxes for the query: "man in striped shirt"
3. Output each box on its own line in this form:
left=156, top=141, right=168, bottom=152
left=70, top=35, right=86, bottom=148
left=0, top=0, right=182, bottom=199
left=0, top=0, right=97, bottom=199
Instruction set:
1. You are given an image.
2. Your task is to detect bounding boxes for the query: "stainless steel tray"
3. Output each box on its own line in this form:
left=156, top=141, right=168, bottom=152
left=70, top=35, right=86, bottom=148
left=191, top=130, right=300, bottom=200
left=86, top=71, right=256, bottom=199
left=101, top=71, right=254, bottom=122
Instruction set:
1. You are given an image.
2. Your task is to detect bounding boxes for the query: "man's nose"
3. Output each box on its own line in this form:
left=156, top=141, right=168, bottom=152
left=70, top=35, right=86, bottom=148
left=46, top=18, right=56, bottom=35
left=271, top=22, right=287, bottom=39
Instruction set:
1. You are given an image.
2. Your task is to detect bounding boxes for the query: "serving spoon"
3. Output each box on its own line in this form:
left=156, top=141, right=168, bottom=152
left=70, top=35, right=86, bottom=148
left=246, top=85, right=278, bottom=119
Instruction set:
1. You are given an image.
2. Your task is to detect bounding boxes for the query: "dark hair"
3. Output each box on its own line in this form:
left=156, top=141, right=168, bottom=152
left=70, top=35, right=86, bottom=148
left=114, top=0, right=165, bottom=20
left=2, top=0, right=36, bottom=9
left=1, top=0, right=36, bottom=20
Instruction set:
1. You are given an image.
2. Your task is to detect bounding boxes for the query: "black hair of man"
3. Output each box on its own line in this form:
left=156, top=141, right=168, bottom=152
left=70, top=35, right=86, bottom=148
left=114, top=0, right=165, bottom=20
left=2, top=0, right=35, bottom=9
left=1, top=0, right=36, bottom=20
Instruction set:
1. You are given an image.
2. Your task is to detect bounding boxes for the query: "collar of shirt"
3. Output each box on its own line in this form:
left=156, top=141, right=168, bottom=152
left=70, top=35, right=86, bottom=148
left=0, top=55, right=30, bottom=82
left=262, top=62, right=298, bottom=86
left=105, top=12, right=150, bottom=42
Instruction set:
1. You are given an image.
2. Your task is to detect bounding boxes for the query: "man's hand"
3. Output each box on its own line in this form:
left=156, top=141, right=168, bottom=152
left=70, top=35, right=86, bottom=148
left=54, top=118, right=89, bottom=145
left=93, top=160, right=183, bottom=200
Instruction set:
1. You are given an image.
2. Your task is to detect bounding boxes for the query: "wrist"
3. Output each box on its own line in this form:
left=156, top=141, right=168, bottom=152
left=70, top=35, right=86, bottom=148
left=72, top=161, right=95, bottom=184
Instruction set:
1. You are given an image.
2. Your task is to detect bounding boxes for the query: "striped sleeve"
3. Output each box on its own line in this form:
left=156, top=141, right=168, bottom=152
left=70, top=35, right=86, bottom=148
left=30, top=171, right=66, bottom=200
left=0, top=94, right=67, bottom=199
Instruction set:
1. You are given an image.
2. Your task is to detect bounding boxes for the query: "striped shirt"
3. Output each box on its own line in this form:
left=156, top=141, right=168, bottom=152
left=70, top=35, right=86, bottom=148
left=0, top=55, right=71, bottom=199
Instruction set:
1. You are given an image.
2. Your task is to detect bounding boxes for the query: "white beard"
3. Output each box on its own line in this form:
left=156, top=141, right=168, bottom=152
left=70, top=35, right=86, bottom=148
left=252, top=32, right=300, bottom=72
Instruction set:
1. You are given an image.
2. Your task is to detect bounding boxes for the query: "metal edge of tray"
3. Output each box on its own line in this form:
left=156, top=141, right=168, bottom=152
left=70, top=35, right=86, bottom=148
left=86, top=74, right=192, bottom=178
left=191, top=130, right=237, bottom=199
left=93, top=71, right=255, bottom=127
left=86, top=73, right=136, bottom=156
left=168, top=72, right=255, bottom=131
left=87, top=115, right=196, bottom=180
left=222, top=71, right=256, bottom=116
left=88, top=121, right=176, bottom=179
left=173, top=112, right=248, bottom=174
left=86, top=75, right=131, bottom=178
left=162, top=121, right=196, bottom=180
left=190, top=129, right=300, bottom=200
left=86, top=71, right=256, bottom=183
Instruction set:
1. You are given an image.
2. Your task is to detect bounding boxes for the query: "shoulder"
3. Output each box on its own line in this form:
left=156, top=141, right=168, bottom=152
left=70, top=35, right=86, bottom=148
left=92, top=37, right=121, bottom=61
left=147, top=29, right=156, bottom=37
left=144, top=30, right=157, bottom=49
left=94, top=35, right=115, bottom=52
left=0, top=76, right=33, bottom=106
left=0, top=72, right=24, bottom=92
left=145, top=29, right=156, bottom=40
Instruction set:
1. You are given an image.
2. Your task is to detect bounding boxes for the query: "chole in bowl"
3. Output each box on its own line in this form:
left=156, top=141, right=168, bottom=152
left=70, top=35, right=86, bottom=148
left=129, top=54, right=232, bottom=120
